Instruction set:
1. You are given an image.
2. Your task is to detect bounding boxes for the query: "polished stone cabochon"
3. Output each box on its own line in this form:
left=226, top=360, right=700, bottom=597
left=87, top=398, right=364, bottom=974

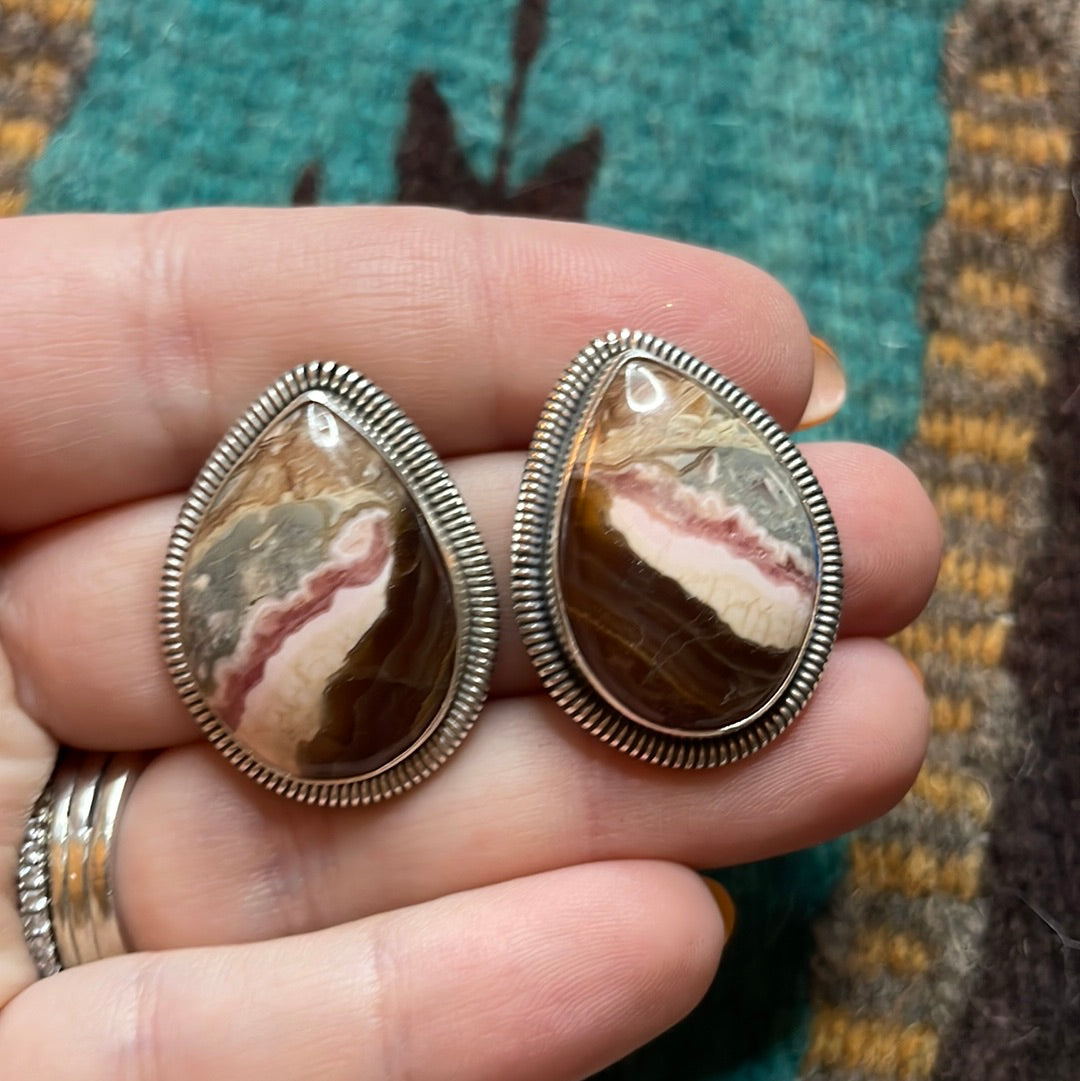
left=557, top=359, right=820, bottom=733
left=178, top=399, right=458, bottom=779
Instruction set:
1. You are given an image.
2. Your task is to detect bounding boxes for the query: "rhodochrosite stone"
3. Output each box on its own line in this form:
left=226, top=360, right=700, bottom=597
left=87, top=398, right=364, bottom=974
left=177, top=400, right=457, bottom=779
left=556, top=359, right=819, bottom=733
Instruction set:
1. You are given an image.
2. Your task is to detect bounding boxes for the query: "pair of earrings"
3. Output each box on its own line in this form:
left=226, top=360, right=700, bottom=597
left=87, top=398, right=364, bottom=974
left=161, top=330, right=842, bottom=806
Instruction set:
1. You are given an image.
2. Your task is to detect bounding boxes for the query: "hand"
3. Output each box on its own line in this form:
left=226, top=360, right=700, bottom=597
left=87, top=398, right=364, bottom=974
left=0, top=207, right=940, bottom=1080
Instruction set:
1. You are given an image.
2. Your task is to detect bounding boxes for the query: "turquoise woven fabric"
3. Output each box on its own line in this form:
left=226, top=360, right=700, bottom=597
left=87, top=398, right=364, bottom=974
left=29, top=0, right=955, bottom=452
left=26, top=2, right=958, bottom=1077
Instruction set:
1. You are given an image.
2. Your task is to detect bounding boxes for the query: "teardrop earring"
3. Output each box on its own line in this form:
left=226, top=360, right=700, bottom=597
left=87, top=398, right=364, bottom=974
left=511, top=330, right=842, bottom=767
left=161, top=362, right=498, bottom=806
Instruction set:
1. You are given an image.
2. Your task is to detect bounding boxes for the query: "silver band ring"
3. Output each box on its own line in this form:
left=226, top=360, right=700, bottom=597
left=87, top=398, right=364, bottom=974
left=17, top=751, right=148, bottom=977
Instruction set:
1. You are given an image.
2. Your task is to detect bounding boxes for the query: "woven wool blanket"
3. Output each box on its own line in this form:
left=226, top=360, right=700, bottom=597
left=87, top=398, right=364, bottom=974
left=2, top=1, right=1077, bottom=1078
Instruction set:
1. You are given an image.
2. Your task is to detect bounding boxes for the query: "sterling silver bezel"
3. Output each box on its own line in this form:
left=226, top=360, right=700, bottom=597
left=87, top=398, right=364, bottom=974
left=510, top=330, right=843, bottom=768
left=161, top=362, right=499, bottom=807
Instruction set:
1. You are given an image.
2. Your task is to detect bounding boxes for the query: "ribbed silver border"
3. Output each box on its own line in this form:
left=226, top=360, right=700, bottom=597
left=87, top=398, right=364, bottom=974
left=161, top=362, right=499, bottom=806
left=511, top=330, right=843, bottom=767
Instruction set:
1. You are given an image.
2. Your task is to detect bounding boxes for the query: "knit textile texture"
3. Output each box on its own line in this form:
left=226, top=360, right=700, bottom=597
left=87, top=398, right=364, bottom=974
left=803, top=3, right=1080, bottom=1079
left=22, top=0, right=957, bottom=453
left=0, top=0, right=94, bottom=216
left=6, top=1, right=1079, bottom=1079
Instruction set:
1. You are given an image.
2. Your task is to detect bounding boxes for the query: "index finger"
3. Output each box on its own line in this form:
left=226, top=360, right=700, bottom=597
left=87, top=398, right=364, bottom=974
left=0, top=206, right=812, bottom=532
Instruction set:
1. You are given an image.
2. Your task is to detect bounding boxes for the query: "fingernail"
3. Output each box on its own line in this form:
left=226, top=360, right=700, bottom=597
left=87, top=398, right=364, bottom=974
left=905, top=656, right=926, bottom=688
left=798, top=337, right=847, bottom=430
left=701, top=876, right=737, bottom=939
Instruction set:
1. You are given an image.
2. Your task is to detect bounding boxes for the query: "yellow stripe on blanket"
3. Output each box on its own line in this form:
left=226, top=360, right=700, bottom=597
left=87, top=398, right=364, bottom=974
left=848, top=841, right=983, bottom=902
left=974, top=67, right=1051, bottom=100
left=895, top=617, right=1010, bottom=668
left=929, top=694, right=976, bottom=735
left=849, top=926, right=935, bottom=977
left=927, top=332, right=1047, bottom=386
left=944, top=184, right=1066, bottom=243
left=952, top=110, right=1071, bottom=168
left=0, top=116, right=50, bottom=162
left=807, top=1008, right=939, bottom=1079
left=955, top=266, right=1035, bottom=317
left=910, top=766, right=992, bottom=825
left=917, top=412, right=1035, bottom=465
left=935, top=549, right=1014, bottom=605
left=932, top=484, right=1009, bottom=527
left=0, top=190, right=27, bottom=217
left=0, top=0, right=93, bottom=26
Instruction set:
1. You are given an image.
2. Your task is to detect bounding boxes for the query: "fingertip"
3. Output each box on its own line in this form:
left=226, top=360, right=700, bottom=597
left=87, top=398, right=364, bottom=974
left=897, top=647, right=933, bottom=789
left=804, top=443, right=943, bottom=637
left=595, top=861, right=726, bottom=1024
left=707, top=637, right=933, bottom=859
left=687, top=259, right=814, bottom=432
left=826, top=639, right=931, bottom=818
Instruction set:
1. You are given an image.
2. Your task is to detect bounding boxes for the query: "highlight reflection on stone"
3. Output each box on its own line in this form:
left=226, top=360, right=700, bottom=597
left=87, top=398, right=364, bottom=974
left=178, top=400, right=457, bottom=779
left=557, top=359, right=819, bottom=733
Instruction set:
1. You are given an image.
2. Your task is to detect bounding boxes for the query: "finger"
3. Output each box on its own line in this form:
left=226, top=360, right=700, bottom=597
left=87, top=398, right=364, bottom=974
left=0, top=207, right=812, bottom=531
left=0, top=862, right=725, bottom=1081
left=0, top=445, right=939, bottom=749
left=810, top=443, right=941, bottom=637
left=0, top=452, right=521, bottom=749
left=0, top=645, right=57, bottom=1008
left=115, top=639, right=925, bottom=950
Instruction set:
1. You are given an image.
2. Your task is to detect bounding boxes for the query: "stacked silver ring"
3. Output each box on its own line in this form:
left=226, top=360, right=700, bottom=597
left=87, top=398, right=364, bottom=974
left=17, top=752, right=147, bottom=977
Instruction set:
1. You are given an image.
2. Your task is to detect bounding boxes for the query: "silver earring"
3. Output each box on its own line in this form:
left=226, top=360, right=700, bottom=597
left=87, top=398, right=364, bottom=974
left=511, top=330, right=841, bottom=766
left=162, top=362, right=498, bottom=806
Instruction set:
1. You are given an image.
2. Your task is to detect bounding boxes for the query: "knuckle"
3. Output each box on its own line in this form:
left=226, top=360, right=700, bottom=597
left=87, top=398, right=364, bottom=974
left=364, top=919, right=407, bottom=1081
left=116, top=953, right=173, bottom=1081
left=128, top=212, right=214, bottom=472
